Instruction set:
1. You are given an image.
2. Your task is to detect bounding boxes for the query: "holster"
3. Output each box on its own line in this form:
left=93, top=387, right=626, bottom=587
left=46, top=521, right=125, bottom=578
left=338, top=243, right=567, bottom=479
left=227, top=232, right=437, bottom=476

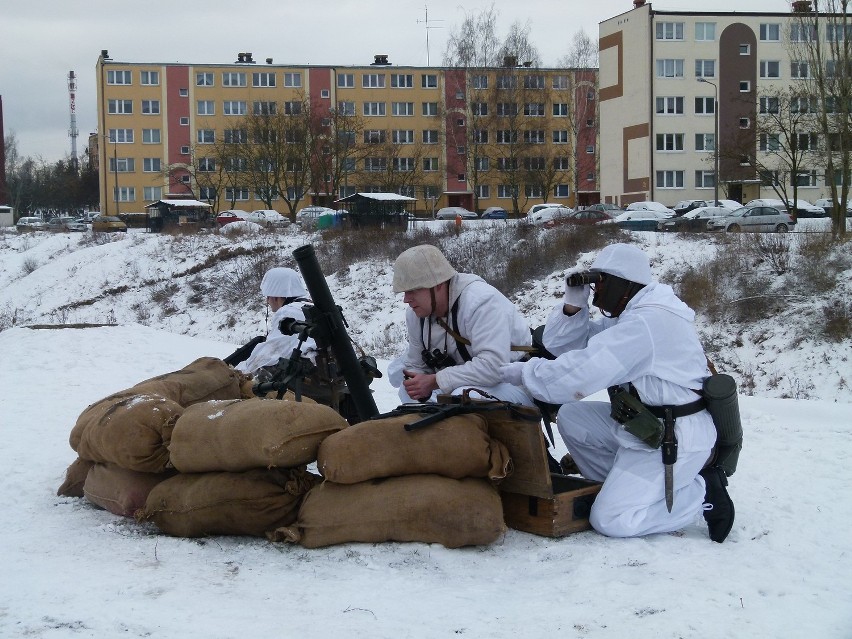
left=608, top=385, right=664, bottom=449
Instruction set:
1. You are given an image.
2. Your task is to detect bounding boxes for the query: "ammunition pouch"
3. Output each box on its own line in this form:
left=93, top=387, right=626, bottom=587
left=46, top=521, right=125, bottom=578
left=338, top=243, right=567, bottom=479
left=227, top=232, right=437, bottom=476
left=608, top=385, right=665, bottom=448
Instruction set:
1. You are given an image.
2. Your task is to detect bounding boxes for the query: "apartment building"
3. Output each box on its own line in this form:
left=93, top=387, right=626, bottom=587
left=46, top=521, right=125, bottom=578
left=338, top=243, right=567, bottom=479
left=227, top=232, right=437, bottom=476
left=95, top=51, right=599, bottom=217
left=599, top=0, right=835, bottom=207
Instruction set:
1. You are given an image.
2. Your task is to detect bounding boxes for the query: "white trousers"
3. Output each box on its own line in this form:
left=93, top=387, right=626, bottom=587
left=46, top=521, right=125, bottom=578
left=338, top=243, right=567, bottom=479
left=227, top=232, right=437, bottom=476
left=558, top=401, right=710, bottom=538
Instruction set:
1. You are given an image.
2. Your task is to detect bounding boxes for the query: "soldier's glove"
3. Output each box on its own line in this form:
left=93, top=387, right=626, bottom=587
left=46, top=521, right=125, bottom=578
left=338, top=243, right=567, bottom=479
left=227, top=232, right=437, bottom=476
left=500, top=361, right=526, bottom=386
left=563, top=281, right=590, bottom=308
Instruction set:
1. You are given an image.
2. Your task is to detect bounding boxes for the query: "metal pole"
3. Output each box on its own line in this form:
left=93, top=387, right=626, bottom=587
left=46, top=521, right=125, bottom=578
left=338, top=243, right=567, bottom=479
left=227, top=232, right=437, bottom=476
left=697, top=78, right=719, bottom=205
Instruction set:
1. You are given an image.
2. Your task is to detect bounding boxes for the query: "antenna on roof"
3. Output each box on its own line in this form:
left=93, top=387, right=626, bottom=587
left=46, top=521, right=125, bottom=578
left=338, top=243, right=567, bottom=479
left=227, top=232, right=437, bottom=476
left=416, top=4, right=444, bottom=66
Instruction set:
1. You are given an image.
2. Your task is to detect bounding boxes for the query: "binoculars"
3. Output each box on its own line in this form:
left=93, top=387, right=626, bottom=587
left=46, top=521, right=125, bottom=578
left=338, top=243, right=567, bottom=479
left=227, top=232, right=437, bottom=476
left=566, top=271, right=603, bottom=287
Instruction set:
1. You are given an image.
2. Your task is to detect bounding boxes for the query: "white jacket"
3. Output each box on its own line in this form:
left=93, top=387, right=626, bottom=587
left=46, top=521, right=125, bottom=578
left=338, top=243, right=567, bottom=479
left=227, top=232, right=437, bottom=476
left=522, top=282, right=716, bottom=452
left=235, top=303, right=316, bottom=374
left=402, top=273, right=531, bottom=394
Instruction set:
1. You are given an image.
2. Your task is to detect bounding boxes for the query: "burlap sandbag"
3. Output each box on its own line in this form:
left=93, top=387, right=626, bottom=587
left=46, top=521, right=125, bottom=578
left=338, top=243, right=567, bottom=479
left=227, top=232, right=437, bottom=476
left=57, top=457, right=95, bottom=497
left=317, top=413, right=511, bottom=484
left=131, top=357, right=242, bottom=406
left=74, top=394, right=183, bottom=473
left=141, top=468, right=319, bottom=538
left=83, top=463, right=175, bottom=517
left=274, top=474, right=506, bottom=549
left=169, top=398, right=347, bottom=473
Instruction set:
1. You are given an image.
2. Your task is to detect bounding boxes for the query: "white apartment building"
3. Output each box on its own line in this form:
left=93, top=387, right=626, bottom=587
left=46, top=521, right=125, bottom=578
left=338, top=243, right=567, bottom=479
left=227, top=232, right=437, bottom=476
left=599, top=0, right=834, bottom=207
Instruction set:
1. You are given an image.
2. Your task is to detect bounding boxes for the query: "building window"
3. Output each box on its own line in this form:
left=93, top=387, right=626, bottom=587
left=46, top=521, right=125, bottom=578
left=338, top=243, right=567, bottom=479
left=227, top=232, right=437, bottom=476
left=695, top=60, right=715, bottom=78
left=321, top=89, right=330, bottom=98
left=363, top=102, right=386, bottom=116
left=740, top=44, right=751, bottom=55
left=108, top=99, right=133, bottom=114
left=795, top=133, right=819, bottom=151
left=552, top=75, right=569, bottom=89
left=759, top=133, right=781, bottom=151
left=141, top=100, right=160, bottom=115
left=790, top=23, right=817, bottom=42
left=253, top=101, right=276, bottom=115
left=497, top=102, right=518, bottom=117
left=471, top=102, right=488, bottom=116
left=476, top=185, right=490, bottom=198
left=196, top=72, right=213, bottom=87
left=195, top=157, right=214, bottom=172
left=554, top=185, right=570, bottom=197
left=695, top=22, right=716, bottom=41
left=422, top=102, right=439, bottom=116
left=227, top=157, right=248, bottom=172
left=393, top=158, right=416, bottom=171
left=656, top=96, right=684, bottom=115
left=392, top=130, right=414, bottom=144
left=337, top=73, right=354, bottom=88
left=455, top=91, right=464, bottom=100
left=524, top=103, right=545, bottom=116
left=197, top=100, right=215, bottom=115
left=695, top=133, right=716, bottom=151
left=496, top=75, right=518, bottom=89
left=553, top=130, right=569, bottom=144
left=791, top=61, right=811, bottom=79
left=391, top=74, right=413, bottom=88
left=475, top=157, right=489, bottom=171
left=222, top=72, right=246, bottom=87
left=109, top=157, right=135, bottom=172
left=759, top=97, right=780, bottom=114
left=143, top=157, right=161, bottom=172
left=554, top=156, right=570, bottom=170
left=223, top=101, right=247, bottom=115
left=739, top=117, right=751, bottom=129
left=421, top=74, right=438, bottom=88
left=225, top=187, right=249, bottom=201
left=142, top=129, right=160, bottom=144
left=760, top=23, right=781, bottom=41
left=656, top=59, right=684, bottom=78
left=695, top=97, right=715, bottom=114
left=283, top=101, right=302, bottom=115
left=656, top=133, right=684, bottom=152
left=456, top=146, right=466, bottom=155
left=794, top=170, right=818, bottom=187
left=179, top=117, right=189, bottom=126
left=179, top=88, right=188, bottom=97
left=392, top=102, right=414, bottom=116
left=140, top=70, right=159, bottom=85
left=524, top=157, right=546, bottom=171
left=423, top=157, right=438, bottom=172
left=553, top=103, right=569, bottom=117
left=364, top=130, right=386, bottom=144
left=224, top=129, right=247, bottom=144
left=364, top=157, right=387, bottom=172
left=108, top=129, right=133, bottom=143
left=107, top=70, right=131, bottom=85
left=497, top=185, right=516, bottom=198
left=760, top=61, right=781, bottom=78
left=656, top=22, right=684, bottom=40
left=496, top=130, right=517, bottom=144
left=337, top=101, right=355, bottom=115
left=525, top=185, right=542, bottom=198
left=523, top=75, right=545, bottom=89
left=497, top=158, right=517, bottom=171
left=252, top=72, right=276, bottom=87
left=423, top=130, right=439, bottom=144
left=695, top=170, right=715, bottom=188
left=283, top=72, right=302, bottom=87
left=197, top=129, right=214, bottom=144
left=473, top=129, right=489, bottom=143
left=792, top=95, right=818, bottom=113
left=143, top=186, right=162, bottom=201
left=457, top=118, right=465, bottom=127
left=827, top=24, right=852, bottom=41
left=586, top=145, right=595, bottom=154
left=113, top=187, right=135, bottom=202
left=656, top=170, right=684, bottom=188
left=363, top=73, right=386, bottom=88
left=739, top=81, right=751, bottom=92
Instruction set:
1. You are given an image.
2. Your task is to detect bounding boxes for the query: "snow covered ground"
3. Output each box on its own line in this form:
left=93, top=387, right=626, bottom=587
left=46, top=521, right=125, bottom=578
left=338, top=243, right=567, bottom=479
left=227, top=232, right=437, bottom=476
left=0, top=222, right=850, bottom=637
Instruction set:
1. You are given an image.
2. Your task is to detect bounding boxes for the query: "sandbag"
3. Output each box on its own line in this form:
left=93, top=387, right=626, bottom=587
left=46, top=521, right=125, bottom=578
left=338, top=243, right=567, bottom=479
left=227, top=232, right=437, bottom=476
left=83, top=463, right=175, bottom=517
left=141, top=468, right=319, bottom=538
left=275, top=474, right=506, bottom=549
left=131, top=357, right=242, bottom=406
left=57, top=457, right=95, bottom=497
left=74, top=394, right=184, bottom=473
left=169, top=398, right=347, bottom=473
left=317, top=413, right=511, bottom=484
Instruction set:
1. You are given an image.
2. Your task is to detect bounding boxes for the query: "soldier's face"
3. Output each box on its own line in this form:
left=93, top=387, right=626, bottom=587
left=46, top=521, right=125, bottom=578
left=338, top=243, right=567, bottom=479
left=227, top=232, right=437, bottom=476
left=403, top=288, right=433, bottom=318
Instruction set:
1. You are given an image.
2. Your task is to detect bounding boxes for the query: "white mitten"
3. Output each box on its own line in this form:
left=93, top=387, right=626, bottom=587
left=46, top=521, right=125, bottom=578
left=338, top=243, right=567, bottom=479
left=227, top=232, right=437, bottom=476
left=500, top=362, right=526, bottom=386
left=563, top=282, right=591, bottom=307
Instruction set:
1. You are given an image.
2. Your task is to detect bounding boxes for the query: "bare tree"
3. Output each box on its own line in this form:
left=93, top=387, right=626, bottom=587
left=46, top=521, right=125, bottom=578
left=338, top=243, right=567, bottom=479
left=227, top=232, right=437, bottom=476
left=442, top=4, right=502, bottom=68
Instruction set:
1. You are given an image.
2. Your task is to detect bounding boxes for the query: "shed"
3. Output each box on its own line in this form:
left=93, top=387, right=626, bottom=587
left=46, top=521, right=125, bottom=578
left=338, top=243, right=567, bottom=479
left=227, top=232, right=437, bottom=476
left=144, top=199, right=212, bottom=231
left=333, top=193, right=416, bottom=228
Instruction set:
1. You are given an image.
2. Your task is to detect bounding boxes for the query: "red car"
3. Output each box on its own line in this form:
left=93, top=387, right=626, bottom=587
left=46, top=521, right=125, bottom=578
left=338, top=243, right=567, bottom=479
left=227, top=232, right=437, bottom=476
left=215, top=210, right=248, bottom=227
left=545, top=209, right=613, bottom=228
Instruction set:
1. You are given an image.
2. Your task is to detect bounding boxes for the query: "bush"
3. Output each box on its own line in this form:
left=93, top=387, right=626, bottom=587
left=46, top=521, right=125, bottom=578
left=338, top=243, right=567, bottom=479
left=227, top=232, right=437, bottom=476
left=822, top=299, right=851, bottom=342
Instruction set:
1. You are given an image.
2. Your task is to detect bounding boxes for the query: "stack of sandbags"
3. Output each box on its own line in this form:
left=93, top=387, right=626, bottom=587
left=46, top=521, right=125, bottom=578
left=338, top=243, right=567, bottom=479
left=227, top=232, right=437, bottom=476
left=137, top=397, right=347, bottom=538
left=275, top=412, right=511, bottom=548
left=57, top=357, right=246, bottom=517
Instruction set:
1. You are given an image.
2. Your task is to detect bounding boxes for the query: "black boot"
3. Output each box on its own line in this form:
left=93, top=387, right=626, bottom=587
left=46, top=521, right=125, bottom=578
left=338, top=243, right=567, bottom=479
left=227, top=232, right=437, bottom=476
left=701, top=466, right=735, bottom=543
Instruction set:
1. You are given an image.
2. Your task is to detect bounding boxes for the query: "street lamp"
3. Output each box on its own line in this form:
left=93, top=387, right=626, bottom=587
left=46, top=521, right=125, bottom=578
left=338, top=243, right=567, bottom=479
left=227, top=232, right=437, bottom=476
left=697, top=77, right=719, bottom=206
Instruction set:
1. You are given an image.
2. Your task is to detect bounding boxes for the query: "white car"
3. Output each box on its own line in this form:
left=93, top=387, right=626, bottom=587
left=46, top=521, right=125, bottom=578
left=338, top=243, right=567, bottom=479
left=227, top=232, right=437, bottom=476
left=624, top=201, right=676, bottom=216
left=715, top=199, right=744, bottom=210
left=813, top=198, right=852, bottom=216
left=435, top=206, right=477, bottom=220
left=784, top=198, right=828, bottom=218
left=528, top=205, right=574, bottom=226
left=526, top=203, right=570, bottom=217
left=745, top=198, right=787, bottom=211
left=246, top=209, right=290, bottom=227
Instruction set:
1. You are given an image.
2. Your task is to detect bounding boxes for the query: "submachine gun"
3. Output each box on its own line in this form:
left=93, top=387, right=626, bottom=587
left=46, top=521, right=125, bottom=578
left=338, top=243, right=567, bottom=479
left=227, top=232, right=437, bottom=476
left=252, top=244, right=382, bottom=424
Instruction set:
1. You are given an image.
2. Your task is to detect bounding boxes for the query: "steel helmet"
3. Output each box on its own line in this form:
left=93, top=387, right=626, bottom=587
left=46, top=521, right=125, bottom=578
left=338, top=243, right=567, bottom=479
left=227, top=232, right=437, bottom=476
left=590, top=243, right=653, bottom=285
left=392, top=244, right=457, bottom=293
left=260, top=267, right=308, bottom=298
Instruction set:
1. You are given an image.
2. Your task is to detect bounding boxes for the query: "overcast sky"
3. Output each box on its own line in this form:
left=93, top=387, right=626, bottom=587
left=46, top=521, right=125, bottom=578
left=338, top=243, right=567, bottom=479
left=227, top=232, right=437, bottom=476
left=1, top=0, right=787, bottom=163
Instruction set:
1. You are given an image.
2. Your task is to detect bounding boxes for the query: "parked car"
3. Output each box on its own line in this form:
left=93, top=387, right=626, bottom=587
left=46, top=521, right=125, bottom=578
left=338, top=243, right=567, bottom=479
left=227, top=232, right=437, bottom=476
left=526, top=203, right=570, bottom=217
left=46, top=216, right=87, bottom=232
left=246, top=209, right=290, bottom=228
left=480, top=206, right=508, bottom=219
left=715, top=199, right=744, bottom=210
left=529, top=205, right=574, bottom=226
left=79, top=211, right=101, bottom=223
left=296, top=206, right=337, bottom=228
left=585, top=203, right=624, bottom=215
left=91, top=215, right=128, bottom=233
left=785, top=198, right=828, bottom=218
left=215, top=210, right=248, bottom=227
left=813, top=198, right=852, bottom=217
left=544, top=209, right=612, bottom=228
left=624, top=201, right=677, bottom=216
left=614, top=208, right=674, bottom=231
left=706, top=206, right=796, bottom=233
left=435, top=206, right=477, bottom=220
left=745, top=198, right=787, bottom=211
left=15, top=216, right=48, bottom=232
left=673, top=200, right=711, bottom=216
left=657, top=206, right=730, bottom=232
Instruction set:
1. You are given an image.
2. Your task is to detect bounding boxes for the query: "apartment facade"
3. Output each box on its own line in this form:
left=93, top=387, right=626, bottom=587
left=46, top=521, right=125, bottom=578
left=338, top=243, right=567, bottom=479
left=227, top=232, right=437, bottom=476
left=95, top=52, right=599, bottom=217
left=599, top=1, right=833, bottom=207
